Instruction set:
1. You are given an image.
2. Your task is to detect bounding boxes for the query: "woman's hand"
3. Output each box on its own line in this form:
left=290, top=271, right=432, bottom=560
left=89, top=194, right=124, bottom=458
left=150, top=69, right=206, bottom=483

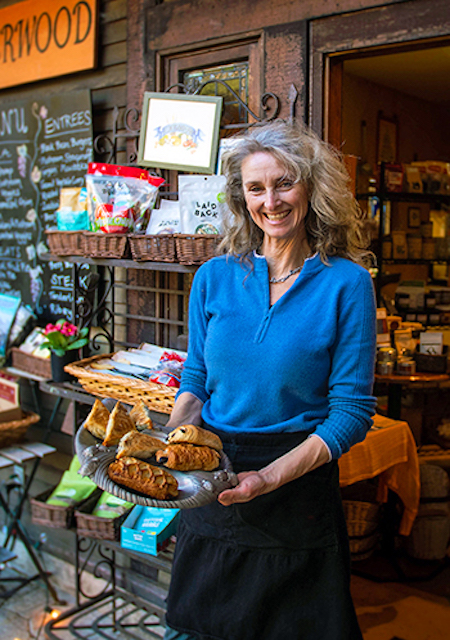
left=218, top=471, right=268, bottom=505
left=218, top=435, right=331, bottom=506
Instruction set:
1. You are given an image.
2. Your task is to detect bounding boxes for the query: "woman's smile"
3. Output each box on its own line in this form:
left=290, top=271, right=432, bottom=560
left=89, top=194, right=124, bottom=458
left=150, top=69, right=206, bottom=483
left=241, top=151, right=309, bottom=240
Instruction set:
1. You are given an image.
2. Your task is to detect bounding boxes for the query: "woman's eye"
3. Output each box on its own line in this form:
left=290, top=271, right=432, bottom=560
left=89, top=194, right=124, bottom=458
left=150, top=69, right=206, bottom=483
left=279, top=180, right=293, bottom=189
left=248, top=186, right=262, bottom=193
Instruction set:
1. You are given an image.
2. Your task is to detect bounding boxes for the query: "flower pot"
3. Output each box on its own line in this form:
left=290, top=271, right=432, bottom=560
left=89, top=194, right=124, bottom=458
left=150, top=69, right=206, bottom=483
left=50, top=351, right=78, bottom=383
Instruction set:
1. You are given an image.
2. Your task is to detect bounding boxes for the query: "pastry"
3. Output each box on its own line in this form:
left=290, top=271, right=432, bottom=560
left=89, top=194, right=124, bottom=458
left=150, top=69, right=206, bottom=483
left=116, top=431, right=164, bottom=459
left=102, top=402, right=137, bottom=447
left=167, top=424, right=223, bottom=451
left=129, top=399, right=153, bottom=430
left=108, top=456, right=178, bottom=499
left=156, top=443, right=221, bottom=471
left=84, top=399, right=110, bottom=440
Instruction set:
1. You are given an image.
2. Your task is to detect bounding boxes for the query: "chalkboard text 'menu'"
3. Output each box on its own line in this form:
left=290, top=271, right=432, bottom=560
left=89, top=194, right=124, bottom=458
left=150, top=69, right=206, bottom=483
left=0, top=2, right=93, bottom=63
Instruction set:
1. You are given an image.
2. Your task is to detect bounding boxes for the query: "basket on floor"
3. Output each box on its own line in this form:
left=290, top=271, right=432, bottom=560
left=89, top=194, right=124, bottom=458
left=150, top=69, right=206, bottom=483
left=405, top=464, right=450, bottom=560
left=0, top=411, right=41, bottom=448
left=30, top=487, right=101, bottom=530
left=129, top=234, right=177, bottom=262
left=343, top=500, right=381, bottom=561
left=11, top=347, right=52, bottom=379
left=83, top=232, right=130, bottom=259
left=45, top=230, right=86, bottom=256
left=175, top=234, right=221, bottom=265
left=75, top=501, right=133, bottom=541
left=64, top=353, right=177, bottom=414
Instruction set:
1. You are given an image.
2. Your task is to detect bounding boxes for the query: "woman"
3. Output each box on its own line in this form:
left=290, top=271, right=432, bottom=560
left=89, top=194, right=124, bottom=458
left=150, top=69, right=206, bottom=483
left=164, top=120, right=377, bottom=640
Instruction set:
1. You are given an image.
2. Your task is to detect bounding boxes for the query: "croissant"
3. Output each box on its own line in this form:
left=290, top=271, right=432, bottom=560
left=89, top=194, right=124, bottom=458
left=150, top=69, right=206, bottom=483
left=116, top=431, right=164, bottom=459
left=84, top=399, right=110, bottom=440
left=129, top=399, right=153, bottom=430
left=108, top=456, right=178, bottom=499
left=102, top=402, right=137, bottom=447
left=167, top=424, right=223, bottom=451
left=156, top=443, right=220, bottom=471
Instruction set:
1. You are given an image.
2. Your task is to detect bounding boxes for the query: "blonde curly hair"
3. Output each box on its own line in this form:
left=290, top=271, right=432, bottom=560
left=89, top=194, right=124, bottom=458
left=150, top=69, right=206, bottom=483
left=219, top=119, right=371, bottom=266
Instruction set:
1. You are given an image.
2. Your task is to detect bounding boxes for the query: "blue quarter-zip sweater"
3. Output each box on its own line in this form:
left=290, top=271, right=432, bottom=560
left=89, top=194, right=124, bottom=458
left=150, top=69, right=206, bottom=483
left=178, top=252, right=377, bottom=459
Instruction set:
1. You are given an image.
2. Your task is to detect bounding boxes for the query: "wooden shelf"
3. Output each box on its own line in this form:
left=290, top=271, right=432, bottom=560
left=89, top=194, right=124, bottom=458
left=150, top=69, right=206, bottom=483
left=41, top=253, right=197, bottom=273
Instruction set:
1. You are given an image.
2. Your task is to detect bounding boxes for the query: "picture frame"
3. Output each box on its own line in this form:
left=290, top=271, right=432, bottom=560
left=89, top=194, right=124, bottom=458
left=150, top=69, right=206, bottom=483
left=408, top=206, right=421, bottom=228
left=376, top=112, right=398, bottom=165
left=138, top=92, right=223, bottom=173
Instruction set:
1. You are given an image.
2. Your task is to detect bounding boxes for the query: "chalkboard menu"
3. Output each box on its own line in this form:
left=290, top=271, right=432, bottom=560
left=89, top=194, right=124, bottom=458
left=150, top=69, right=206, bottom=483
left=0, top=90, right=93, bottom=321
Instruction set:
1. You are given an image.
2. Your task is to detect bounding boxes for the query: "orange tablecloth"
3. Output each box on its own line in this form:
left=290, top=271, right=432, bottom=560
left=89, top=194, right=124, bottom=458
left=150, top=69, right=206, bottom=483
left=338, top=414, right=420, bottom=536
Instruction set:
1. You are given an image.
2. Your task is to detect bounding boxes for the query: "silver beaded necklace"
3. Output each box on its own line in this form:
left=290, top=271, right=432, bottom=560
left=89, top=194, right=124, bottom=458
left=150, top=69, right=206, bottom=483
left=269, top=265, right=303, bottom=284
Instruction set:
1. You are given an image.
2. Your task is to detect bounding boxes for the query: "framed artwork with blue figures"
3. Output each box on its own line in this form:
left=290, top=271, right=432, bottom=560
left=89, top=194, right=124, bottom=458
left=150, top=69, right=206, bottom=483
left=138, top=93, right=223, bottom=174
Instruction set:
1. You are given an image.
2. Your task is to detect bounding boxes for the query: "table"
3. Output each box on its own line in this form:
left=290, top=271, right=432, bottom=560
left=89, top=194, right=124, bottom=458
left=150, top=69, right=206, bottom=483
left=374, top=372, right=449, bottom=420
left=339, top=414, right=420, bottom=536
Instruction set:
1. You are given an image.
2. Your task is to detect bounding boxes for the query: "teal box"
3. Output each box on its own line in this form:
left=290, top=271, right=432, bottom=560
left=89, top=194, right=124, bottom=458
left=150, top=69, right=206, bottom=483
left=120, top=506, right=180, bottom=556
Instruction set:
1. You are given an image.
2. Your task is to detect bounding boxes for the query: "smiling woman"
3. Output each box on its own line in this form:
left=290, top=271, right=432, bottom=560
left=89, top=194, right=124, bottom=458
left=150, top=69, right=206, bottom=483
left=162, top=120, right=377, bottom=640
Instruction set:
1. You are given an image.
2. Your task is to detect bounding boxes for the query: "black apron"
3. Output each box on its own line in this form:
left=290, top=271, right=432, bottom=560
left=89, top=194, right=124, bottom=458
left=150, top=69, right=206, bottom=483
left=165, top=428, right=363, bottom=640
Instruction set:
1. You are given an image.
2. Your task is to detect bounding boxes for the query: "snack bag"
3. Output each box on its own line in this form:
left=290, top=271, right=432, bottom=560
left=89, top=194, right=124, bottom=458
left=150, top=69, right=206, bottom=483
left=57, top=187, right=90, bottom=230
left=146, top=199, right=181, bottom=235
left=149, top=350, right=186, bottom=387
left=178, top=174, right=229, bottom=235
left=86, top=163, right=165, bottom=234
left=91, top=492, right=134, bottom=519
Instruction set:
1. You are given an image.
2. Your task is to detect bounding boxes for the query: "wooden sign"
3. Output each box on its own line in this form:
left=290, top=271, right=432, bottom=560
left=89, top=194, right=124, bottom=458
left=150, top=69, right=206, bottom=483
left=0, top=0, right=98, bottom=90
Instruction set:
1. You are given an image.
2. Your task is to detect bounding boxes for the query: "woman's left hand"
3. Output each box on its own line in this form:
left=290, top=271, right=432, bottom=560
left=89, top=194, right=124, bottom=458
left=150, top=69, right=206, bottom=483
left=218, top=471, right=267, bottom=505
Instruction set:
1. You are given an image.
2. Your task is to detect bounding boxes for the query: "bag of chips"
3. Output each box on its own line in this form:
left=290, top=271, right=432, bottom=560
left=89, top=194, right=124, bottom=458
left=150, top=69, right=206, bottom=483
left=86, top=163, right=165, bottom=234
left=178, top=174, right=228, bottom=235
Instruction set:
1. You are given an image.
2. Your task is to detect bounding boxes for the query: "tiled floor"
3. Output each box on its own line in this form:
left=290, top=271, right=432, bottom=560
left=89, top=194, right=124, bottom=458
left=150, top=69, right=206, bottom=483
left=0, top=542, right=449, bottom=639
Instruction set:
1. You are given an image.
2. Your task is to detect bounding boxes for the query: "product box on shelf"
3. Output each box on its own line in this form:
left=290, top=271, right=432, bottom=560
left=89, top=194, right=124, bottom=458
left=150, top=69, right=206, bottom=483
left=0, top=373, right=22, bottom=423
left=121, top=506, right=180, bottom=556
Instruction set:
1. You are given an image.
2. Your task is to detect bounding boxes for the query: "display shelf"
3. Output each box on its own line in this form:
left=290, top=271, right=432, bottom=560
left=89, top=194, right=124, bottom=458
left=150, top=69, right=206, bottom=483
left=45, top=587, right=167, bottom=639
left=41, top=252, right=197, bottom=273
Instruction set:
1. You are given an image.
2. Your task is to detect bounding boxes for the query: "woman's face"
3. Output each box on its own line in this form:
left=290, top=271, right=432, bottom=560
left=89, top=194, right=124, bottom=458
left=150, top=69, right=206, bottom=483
left=241, top=151, right=309, bottom=242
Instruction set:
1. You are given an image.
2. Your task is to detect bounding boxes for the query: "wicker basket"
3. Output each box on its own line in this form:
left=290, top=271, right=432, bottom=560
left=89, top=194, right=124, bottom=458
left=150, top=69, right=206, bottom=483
left=405, top=515, right=450, bottom=560
left=11, top=347, right=52, bottom=379
left=0, top=411, right=41, bottom=448
left=45, top=230, right=86, bottom=256
left=83, top=232, right=130, bottom=259
left=175, top=234, right=221, bottom=265
left=75, top=500, right=133, bottom=541
left=129, top=234, right=177, bottom=262
left=343, top=500, right=381, bottom=561
left=65, top=353, right=176, bottom=414
left=30, top=487, right=101, bottom=530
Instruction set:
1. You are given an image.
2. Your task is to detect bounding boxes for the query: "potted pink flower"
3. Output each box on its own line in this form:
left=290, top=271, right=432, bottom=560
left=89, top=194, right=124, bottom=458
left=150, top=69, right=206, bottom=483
left=40, top=320, right=89, bottom=382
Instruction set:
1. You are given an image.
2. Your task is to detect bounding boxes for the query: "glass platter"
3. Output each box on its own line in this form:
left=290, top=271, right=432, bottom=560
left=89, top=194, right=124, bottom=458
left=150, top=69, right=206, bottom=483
left=75, top=421, right=238, bottom=509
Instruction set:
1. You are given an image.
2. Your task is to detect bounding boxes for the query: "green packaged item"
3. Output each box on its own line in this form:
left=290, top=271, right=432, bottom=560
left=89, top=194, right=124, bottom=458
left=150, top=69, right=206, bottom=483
left=46, top=455, right=97, bottom=507
left=91, top=492, right=134, bottom=519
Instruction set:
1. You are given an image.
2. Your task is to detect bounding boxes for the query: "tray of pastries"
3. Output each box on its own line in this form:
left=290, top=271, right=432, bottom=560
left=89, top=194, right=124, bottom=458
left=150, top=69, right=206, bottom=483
left=75, top=398, right=238, bottom=509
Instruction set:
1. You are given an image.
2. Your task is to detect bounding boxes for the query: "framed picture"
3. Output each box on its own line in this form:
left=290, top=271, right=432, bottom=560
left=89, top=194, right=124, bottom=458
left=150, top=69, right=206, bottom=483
left=376, top=112, right=398, bottom=165
left=138, top=92, right=223, bottom=173
left=408, top=207, right=421, bottom=228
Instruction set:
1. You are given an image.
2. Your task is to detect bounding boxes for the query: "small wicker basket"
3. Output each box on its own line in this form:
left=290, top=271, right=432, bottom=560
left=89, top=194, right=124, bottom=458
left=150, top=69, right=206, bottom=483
left=11, top=347, right=52, bottom=379
left=83, top=232, right=130, bottom=259
left=30, top=487, right=101, bottom=530
left=64, top=353, right=177, bottom=414
left=129, top=234, right=177, bottom=262
left=175, top=234, right=221, bottom=265
left=45, top=230, right=86, bottom=256
left=75, top=501, right=133, bottom=541
left=0, top=411, right=41, bottom=448
left=343, top=500, right=381, bottom=561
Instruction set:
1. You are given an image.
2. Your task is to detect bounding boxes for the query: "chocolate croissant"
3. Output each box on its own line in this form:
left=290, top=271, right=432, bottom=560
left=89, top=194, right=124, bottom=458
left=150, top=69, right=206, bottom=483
left=156, top=443, right=220, bottom=471
left=108, top=456, right=178, bottom=499
left=167, top=424, right=223, bottom=451
left=116, top=431, right=164, bottom=460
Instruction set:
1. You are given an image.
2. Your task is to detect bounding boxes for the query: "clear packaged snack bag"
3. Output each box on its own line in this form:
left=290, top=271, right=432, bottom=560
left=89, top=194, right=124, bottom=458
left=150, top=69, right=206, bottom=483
left=86, top=163, right=165, bottom=234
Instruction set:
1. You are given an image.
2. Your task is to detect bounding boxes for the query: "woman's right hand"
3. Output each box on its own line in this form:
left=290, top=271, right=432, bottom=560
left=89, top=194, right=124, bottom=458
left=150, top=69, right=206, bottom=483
left=165, top=391, right=204, bottom=429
